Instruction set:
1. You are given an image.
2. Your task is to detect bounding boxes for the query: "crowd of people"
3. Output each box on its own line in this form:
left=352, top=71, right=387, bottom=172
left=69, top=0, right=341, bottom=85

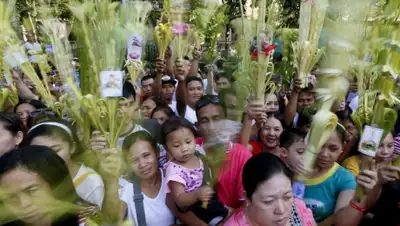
left=0, top=0, right=399, bottom=225
left=1, top=36, right=400, bottom=226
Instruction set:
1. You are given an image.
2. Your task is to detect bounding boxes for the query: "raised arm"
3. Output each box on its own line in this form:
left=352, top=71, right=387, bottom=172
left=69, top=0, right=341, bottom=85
left=325, top=169, right=381, bottom=226
left=12, top=70, right=39, bottom=101
left=152, top=58, right=165, bottom=97
left=284, top=79, right=302, bottom=127
left=175, top=60, right=188, bottom=117
left=188, top=48, right=201, bottom=77
left=239, top=103, right=267, bottom=148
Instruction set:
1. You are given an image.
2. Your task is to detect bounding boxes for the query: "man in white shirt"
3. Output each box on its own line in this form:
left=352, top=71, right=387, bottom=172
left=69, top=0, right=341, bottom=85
left=160, top=75, right=178, bottom=113
left=177, top=76, right=204, bottom=124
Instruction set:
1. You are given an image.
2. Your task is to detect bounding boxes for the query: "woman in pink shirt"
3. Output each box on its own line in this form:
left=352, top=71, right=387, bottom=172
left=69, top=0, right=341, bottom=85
left=224, top=153, right=315, bottom=226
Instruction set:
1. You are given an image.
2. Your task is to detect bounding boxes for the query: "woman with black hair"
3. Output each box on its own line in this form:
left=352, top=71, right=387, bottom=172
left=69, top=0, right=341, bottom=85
left=244, top=112, right=285, bottom=157
left=0, top=145, right=81, bottom=226
left=26, top=121, right=104, bottom=209
left=151, top=104, right=176, bottom=125
left=302, top=126, right=380, bottom=226
left=14, top=100, right=47, bottom=129
left=224, top=153, right=315, bottom=226
left=0, top=113, right=24, bottom=156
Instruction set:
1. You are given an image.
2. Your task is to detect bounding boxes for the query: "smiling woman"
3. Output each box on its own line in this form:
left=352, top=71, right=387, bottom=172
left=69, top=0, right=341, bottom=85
left=250, top=112, right=285, bottom=157
left=120, top=131, right=175, bottom=226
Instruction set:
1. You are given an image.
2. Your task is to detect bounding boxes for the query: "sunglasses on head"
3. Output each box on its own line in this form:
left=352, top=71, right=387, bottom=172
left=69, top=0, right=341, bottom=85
left=29, top=108, right=57, bottom=118
left=195, top=95, right=221, bottom=110
left=161, top=76, right=172, bottom=81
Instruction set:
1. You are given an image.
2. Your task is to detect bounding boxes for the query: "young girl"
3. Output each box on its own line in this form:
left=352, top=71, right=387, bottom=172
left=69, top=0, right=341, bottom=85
left=162, top=117, right=228, bottom=226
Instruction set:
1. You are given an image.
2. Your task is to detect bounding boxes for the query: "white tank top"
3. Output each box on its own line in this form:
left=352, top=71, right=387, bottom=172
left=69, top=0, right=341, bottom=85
left=119, top=170, right=174, bottom=226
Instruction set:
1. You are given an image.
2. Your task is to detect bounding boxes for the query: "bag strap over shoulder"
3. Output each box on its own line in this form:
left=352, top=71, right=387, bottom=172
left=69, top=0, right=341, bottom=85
left=133, top=180, right=146, bottom=226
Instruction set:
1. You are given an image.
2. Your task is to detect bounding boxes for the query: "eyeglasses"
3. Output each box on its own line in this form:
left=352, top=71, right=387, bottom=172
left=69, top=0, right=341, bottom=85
left=195, top=95, right=221, bottom=111
left=29, top=108, right=57, bottom=118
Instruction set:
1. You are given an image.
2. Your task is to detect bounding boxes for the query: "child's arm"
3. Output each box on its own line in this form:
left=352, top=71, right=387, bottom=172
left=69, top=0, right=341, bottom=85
left=169, top=181, right=213, bottom=208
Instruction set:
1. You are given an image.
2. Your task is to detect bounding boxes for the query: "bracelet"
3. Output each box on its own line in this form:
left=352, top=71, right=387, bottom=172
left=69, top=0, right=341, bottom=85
left=349, top=200, right=366, bottom=212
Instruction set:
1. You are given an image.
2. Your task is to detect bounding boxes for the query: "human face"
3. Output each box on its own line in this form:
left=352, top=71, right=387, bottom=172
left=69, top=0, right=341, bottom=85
left=317, top=131, right=343, bottom=169
left=166, top=127, right=196, bottom=163
left=297, top=91, right=315, bottom=109
left=0, top=167, right=54, bottom=226
left=376, top=133, right=394, bottom=162
left=216, top=77, right=231, bottom=91
left=127, top=139, right=159, bottom=180
left=141, top=99, right=156, bottom=119
left=142, top=78, right=154, bottom=97
left=265, top=94, right=279, bottom=113
left=187, top=81, right=204, bottom=106
left=285, top=140, right=306, bottom=172
left=224, top=94, right=240, bottom=121
left=16, top=103, right=36, bottom=127
left=152, top=110, right=169, bottom=125
left=119, top=96, right=137, bottom=120
left=26, top=34, right=34, bottom=43
left=260, top=117, right=283, bottom=151
left=343, top=119, right=358, bottom=147
left=30, top=135, right=73, bottom=166
left=247, top=173, right=293, bottom=226
left=0, top=122, right=22, bottom=156
left=161, top=83, right=175, bottom=103
left=197, top=104, right=224, bottom=139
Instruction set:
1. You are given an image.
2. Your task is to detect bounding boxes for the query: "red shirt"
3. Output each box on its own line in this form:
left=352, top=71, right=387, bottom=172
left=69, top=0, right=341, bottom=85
left=249, top=141, right=262, bottom=155
left=196, top=138, right=252, bottom=209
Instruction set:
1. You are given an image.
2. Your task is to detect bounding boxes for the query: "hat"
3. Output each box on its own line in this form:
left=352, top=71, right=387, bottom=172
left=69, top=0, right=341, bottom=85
left=161, top=75, right=177, bottom=85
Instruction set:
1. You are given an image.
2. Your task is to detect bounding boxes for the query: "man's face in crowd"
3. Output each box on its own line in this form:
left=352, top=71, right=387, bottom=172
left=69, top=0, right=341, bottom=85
left=26, top=33, right=34, bottom=43
left=224, top=94, right=240, bottom=122
left=216, top=77, right=231, bottom=91
left=142, top=78, right=154, bottom=97
left=196, top=104, right=225, bottom=139
left=119, top=95, right=137, bottom=120
left=161, top=83, right=175, bottom=103
left=297, top=91, right=315, bottom=109
left=186, top=80, right=204, bottom=106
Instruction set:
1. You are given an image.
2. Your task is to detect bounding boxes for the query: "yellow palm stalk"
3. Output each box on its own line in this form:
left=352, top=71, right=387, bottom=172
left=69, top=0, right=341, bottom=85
left=154, top=22, right=173, bottom=58
left=68, top=0, right=148, bottom=148
left=0, top=0, right=17, bottom=81
left=292, top=0, right=328, bottom=88
left=171, top=8, right=192, bottom=61
left=0, top=88, right=10, bottom=111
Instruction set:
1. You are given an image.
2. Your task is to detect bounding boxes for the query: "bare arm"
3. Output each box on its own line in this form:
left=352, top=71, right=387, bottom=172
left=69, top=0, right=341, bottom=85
left=239, top=104, right=267, bottom=147
left=175, top=62, right=187, bottom=117
left=188, top=49, right=201, bottom=77
left=12, top=70, right=39, bottom=101
left=165, top=48, right=174, bottom=78
left=239, top=114, right=253, bottom=147
left=102, top=179, right=124, bottom=223
left=331, top=169, right=382, bottom=226
left=284, top=90, right=298, bottom=126
left=169, top=181, right=199, bottom=208
left=152, top=58, right=165, bottom=97
left=205, top=70, right=214, bottom=95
